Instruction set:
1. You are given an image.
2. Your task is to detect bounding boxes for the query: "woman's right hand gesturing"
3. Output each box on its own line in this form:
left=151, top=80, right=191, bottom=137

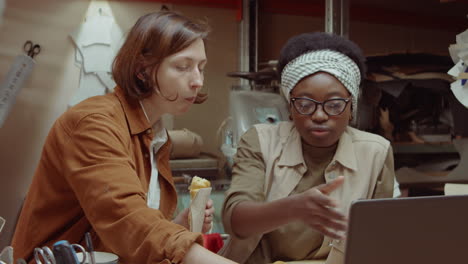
left=290, top=176, right=348, bottom=239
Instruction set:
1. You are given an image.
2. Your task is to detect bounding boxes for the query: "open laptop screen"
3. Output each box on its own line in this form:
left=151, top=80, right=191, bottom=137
left=345, top=195, right=468, bottom=264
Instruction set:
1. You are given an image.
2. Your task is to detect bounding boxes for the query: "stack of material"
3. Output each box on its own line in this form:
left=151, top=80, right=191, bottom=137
left=359, top=53, right=463, bottom=143
left=448, top=29, right=468, bottom=107
left=447, top=28, right=468, bottom=137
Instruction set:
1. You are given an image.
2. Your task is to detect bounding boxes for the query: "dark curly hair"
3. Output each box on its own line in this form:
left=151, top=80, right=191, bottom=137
left=277, top=32, right=366, bottom=83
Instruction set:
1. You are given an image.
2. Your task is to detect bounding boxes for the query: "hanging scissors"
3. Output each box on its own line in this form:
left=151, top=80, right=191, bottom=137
left=23, top=40, right=41, bottom=59
left=34, top=247, right=56, bottom=264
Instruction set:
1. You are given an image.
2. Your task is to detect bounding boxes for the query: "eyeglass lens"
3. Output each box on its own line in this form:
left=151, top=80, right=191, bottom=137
left=293, top=98, right=348, bottom=116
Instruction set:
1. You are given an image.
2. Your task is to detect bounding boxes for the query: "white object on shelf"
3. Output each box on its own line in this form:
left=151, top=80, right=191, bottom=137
left=448, top=27, right=468, bottom=108
left=451, top=80, right=468, bottom=107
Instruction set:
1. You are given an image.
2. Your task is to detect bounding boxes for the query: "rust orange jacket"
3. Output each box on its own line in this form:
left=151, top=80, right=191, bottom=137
left=12, top=86, right=202, bottom=264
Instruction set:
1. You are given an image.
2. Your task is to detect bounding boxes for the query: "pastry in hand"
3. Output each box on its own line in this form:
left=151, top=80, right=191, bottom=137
left=189, top=176, right=211, bottom=199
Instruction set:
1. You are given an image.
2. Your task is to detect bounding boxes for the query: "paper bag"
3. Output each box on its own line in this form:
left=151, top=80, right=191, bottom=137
left=189, top=187, right=212, bottom=233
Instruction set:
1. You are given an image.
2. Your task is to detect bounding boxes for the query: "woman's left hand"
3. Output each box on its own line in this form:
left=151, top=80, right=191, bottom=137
left=202, top=199, right=215, bottom=233
left=173, top=199, right=215, bottom=233
left=173, top=207, right=190, bottom=229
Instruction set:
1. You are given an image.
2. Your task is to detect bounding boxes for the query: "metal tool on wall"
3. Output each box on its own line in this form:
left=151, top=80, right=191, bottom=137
left=0, top=40, right=40, bottom=127
left=0, top=217, right=4, bottom=233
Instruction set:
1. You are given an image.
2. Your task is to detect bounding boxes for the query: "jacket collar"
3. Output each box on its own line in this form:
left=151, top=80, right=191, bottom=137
left=114, top=86, right=151, bottom=135
left=333, top=127, right=358, bottom=171
left=278, top=123, right=304, bottom=167
left=277, top=122, right=358, bottom=171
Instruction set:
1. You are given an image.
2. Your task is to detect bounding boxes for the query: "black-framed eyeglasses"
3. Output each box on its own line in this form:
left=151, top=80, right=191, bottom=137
left=290, top=97, right=351, bottom=116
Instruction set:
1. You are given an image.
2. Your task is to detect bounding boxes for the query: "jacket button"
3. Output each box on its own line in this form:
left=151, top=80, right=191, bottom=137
left=144, top=153, right=149, bottom=158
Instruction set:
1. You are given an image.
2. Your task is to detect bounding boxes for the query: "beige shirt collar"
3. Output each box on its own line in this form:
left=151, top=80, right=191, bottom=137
left=278, top=124, right=358, bottom=171
left=333, top=128, right=358, bottom=171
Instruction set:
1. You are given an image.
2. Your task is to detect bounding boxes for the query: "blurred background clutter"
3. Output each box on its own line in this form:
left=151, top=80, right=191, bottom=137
left=1, top=0, right=468, bottom=255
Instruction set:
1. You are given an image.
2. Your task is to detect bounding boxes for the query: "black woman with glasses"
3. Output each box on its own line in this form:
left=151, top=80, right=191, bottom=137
left=221, top=32, right=398, bottom=264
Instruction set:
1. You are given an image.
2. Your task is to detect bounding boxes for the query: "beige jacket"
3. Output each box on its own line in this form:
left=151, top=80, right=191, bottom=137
left=221, top=121, right=394, bottom=264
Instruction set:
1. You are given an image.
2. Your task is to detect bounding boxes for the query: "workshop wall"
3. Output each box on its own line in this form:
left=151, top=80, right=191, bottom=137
left=258, top=12, right=454, bottom=62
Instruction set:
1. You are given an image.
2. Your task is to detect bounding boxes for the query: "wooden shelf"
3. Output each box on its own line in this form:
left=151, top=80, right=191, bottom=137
left=392, top=142, right=457, bottom=154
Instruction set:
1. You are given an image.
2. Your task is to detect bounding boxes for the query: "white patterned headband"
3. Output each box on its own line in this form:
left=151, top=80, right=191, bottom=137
left=281, top=49, right=361, bottom=117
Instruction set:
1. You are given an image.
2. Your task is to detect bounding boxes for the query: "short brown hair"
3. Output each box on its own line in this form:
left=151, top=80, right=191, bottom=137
left=112, top=11, right=210, bottom=102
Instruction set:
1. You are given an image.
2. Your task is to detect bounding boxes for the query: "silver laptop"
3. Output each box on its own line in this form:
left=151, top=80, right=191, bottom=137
left=345, top=195, right=468, bottom=264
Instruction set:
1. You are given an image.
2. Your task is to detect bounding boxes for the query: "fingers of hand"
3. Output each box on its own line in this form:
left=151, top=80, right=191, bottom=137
left=302, top=213, right=347, bottom=236
left=303, top=187, right=340, bottom=209
left=310, top=191, right=339, bottom=208
left=205, top=206, right=215, bottom=217
left=204, top=213, right=213, bottom=223
left=317, top=176, right=345, bottom=195
left=317, top=205, right=347, bottom=222
left=205, top=199, right=215, bottom=219
left=312, top=215, right=347, bottom=239
left=312, top=222, right=345, bottom=240
left=204, top=205, right=214, bottom=226
left=318, top=214, right=347, bottom=232
left=202, top=222, right=212, bottom=233
left=205, top=199, right=214, bottom=209
left=202, top=211, right=213, bottom=233
left=302, top=198, right=347, bottom=235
